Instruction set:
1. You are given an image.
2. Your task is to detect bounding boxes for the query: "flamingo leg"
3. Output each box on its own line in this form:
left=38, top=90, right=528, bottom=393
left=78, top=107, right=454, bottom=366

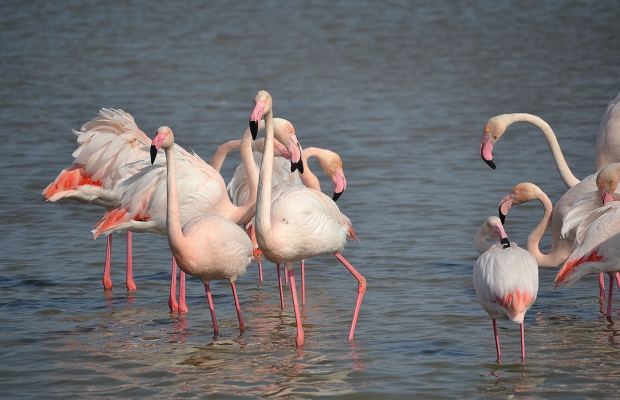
left=231, top=281, right=245, bottom=331
left=599, top=273, right=606, bottom=300
left=607, top=273, right=615, bottom=322
left=334, top=252, right=366, bottom=341
left=126, top=231, right=136, bottom=291
left=301, top=260, right=306, bottom=306
left=169, top=257, right=178, bottom=312
left=204, top=283, right=219, bottom=335
left=520, top=323, right=525, bottom=363
left=616, top=272, right=620, bottom=292
left=258, top=261, right=264, bottom=285
left=102, top=234, right=113, bottom=290
left=178, top=270, right=188, bottom=313
left=285, top=266, right=289, bottom=285
left=287, top=267, right=304, bottom=347
left=492, top=318, right=501, bottom=360
left=277, top=263, right=285, bottom=310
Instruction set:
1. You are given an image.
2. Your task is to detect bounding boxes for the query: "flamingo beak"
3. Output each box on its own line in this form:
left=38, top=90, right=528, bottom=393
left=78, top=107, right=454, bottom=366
left=150, top=131, right=167, bottom=164
left=288, top=134, right=304, bottom=174
left=249, top=100, right=266, bottom=140
left=498, top=194, right=514, bottom=225
left=501, top=237, right=510, bottom=249
left=480, top=133, right=496, bottom=169
left=599, top=187, right=614, bottom=205
left=331, top=168, right=346, bottom=202
left=333, top=191, right=343, bottom=202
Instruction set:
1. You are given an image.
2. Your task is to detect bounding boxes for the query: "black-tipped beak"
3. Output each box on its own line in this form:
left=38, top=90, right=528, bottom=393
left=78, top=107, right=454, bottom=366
left=332, top=191, right=343, bottom=202
left=483, top=157, right=496, bottom=170
left=501, top=237, right=510, bottom=249
left=499, top=210, right=506, bottom=225
left=150, top=145, right=158, bottom=165
left=249, top=120, right=259, bottom=140
left=291, top=160, right=304, bottom=174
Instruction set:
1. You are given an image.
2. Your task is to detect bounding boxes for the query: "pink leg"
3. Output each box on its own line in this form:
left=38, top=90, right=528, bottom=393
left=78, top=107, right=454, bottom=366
left=102, top=235, right=113, bottom=290
left=607, top=273, right=615, bottom=322
left=204, top=283, right=219, bottom=335
left=520, top=324, right=525, bottom=363
left=492, top=318, right=501, bottom=360
left=231, top=281, right=245, bottom=331
left=125, top=231, right=136, bottom=291
left=287, top=267, right=304, bottom=347
left=285, top=266, right=289, bottom=285
left=277, top=264, right=285, bottom=310
left=616, top=273, right=620, bottom=292
left=301, top=260, right=306, bottom=306
left=178, top=271, right=188, bottom=313
left=169, top=257, right=178, bottom=312
left=599, top=273, right=606, bottom=300
left=334, top=252, right=366, bottom=341
left=258, top=261, right=264, bottom=284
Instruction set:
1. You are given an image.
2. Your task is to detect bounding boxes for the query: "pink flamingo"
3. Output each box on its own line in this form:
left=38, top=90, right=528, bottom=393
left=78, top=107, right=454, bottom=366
left=555, top=162, right=620, bottom=320
left=250, top=90, right=365, bottom=347
left=151, top=126, right=254, bottom=335
left=42, top=108, right=152, bottom=291
left=92, top=122, right=303, bottom=313
left=473, top=216, right=539, bottom=363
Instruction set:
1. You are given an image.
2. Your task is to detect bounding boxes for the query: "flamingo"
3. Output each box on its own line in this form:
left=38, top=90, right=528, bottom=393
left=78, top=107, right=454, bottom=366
left=92, top=121, right=303, bottom=313
left=249, top=90, right=365, bottom=347
left=150, top=126, right=254, bottom=335
left=473, top=216, right=539, bottom=363
left=42, top=108, right=152, bottom=291
left=555, top=163, right=620, bottom=318
left=479, top=101, right=620, bottom=292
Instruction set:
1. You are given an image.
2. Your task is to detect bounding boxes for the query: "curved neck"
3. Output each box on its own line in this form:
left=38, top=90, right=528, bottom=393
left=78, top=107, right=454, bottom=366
left=524, top=191, right=564, bottom=267
left=298, top=147, right=321, bottom=191
left=509, top=113, right=580, bottom=188
left=255, top=110, right=275, bottom=250
left=474, top=225, right=495, bottom=254
left=165, top=145, right=185, bottom=255
left=209, top=139, right=241, bottom=173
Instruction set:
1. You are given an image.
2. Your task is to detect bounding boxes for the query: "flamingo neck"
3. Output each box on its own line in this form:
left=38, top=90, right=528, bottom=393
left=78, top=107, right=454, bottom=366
left=255, top=110, right=275, bottom=251
left=164, top=145, right=185, bottom=255
left=525, top=191, right=565, bottom=268
left=209, top=139, right=241, bottom=173
left=299, top=148, right=321, bottom=191
left=508, top=113, right=580, bottom=188
left=474, top=225, right=495, bottom=254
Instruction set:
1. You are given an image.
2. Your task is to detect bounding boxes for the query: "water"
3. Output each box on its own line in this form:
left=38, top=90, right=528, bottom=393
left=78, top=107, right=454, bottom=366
left=2, top=0, right=620, bottom=397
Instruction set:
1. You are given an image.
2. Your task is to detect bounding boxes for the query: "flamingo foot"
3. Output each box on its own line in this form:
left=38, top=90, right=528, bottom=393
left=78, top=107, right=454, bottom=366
left=231, top=281, right=245, bottom=331
left=288, top=268, right=304, bottom=347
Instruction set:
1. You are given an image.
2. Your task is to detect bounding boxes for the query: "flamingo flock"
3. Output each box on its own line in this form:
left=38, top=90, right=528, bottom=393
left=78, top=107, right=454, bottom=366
left=475, top=92, right=620, bottom=363
left=43, top=91, right=363, bottom=348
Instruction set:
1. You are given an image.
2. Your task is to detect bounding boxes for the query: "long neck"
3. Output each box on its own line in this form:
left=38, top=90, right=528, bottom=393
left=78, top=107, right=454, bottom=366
left=255, top=110, right=275, bottom=249
left=209, top=139, right=241, bottom=173
left=298, top=147, right=321, bottom=191
left=511, top=113, right=580, bottom=188
left=525, top=190, right=564, bottom=268
left=239, top=127, right=259, bottom=209
left=165, top=145, right=185, bottom=254
left=474, top=225, right=495, bottom=254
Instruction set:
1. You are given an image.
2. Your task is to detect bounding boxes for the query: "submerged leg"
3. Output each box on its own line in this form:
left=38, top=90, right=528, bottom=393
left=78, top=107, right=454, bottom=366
left=599, top=273, right=606, bottom=300
left=169, top=257, right=178, bottom=312
left=334, top=252, right=366, bottom=341
left=231, top=281, right=245, bottom=331
left=277, top=264, right=285, bottom=310
left=103, top=234, right=113, bottom=290
left=492, top=318, right=501, bottom=361
left=178, top=271, right=188, bottom=313
left=126, top=231, right=136, bottom=291
left=204, top=283, right=219, bottom=335
left=258, top=261, right=263, bottom=285
left=287, top=266, right=304, bottom=347
left=520, top=323, right=525, bottom=363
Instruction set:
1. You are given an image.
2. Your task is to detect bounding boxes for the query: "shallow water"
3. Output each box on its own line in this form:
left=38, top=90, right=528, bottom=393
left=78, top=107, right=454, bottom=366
left=3, top=0, right=620, bottom=397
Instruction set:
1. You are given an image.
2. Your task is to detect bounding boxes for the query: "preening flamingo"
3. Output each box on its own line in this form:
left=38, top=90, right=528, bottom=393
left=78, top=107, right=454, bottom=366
left=92, top=122, right=303, bottom=312
left=42, top=108, right=152, bottom=291
left=473, top=216, right=539, bottom=363
left=250, top=90, right=365, bottom=347
left=151, top=126, right=254, bottom=335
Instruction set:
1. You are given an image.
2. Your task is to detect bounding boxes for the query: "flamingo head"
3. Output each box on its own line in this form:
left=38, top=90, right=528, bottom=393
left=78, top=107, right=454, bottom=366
left=272, top=118, right=304, bottom=174
left=596, top=163, right=620, bottom=205
left=498, top=182, right=542, bottom=224
left=316, top=149, right=346, bottom=201
left=486, top=216, right=510, bottom=249
left=480, top=115, right=513, bottom=170
left=150, top=126, right=174, bottom=164
left=249, top=90, right=272, bottom=140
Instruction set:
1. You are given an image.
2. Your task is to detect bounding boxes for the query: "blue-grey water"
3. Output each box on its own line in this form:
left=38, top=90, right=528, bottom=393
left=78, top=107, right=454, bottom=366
left=3, top=0, right=620, bottom=398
